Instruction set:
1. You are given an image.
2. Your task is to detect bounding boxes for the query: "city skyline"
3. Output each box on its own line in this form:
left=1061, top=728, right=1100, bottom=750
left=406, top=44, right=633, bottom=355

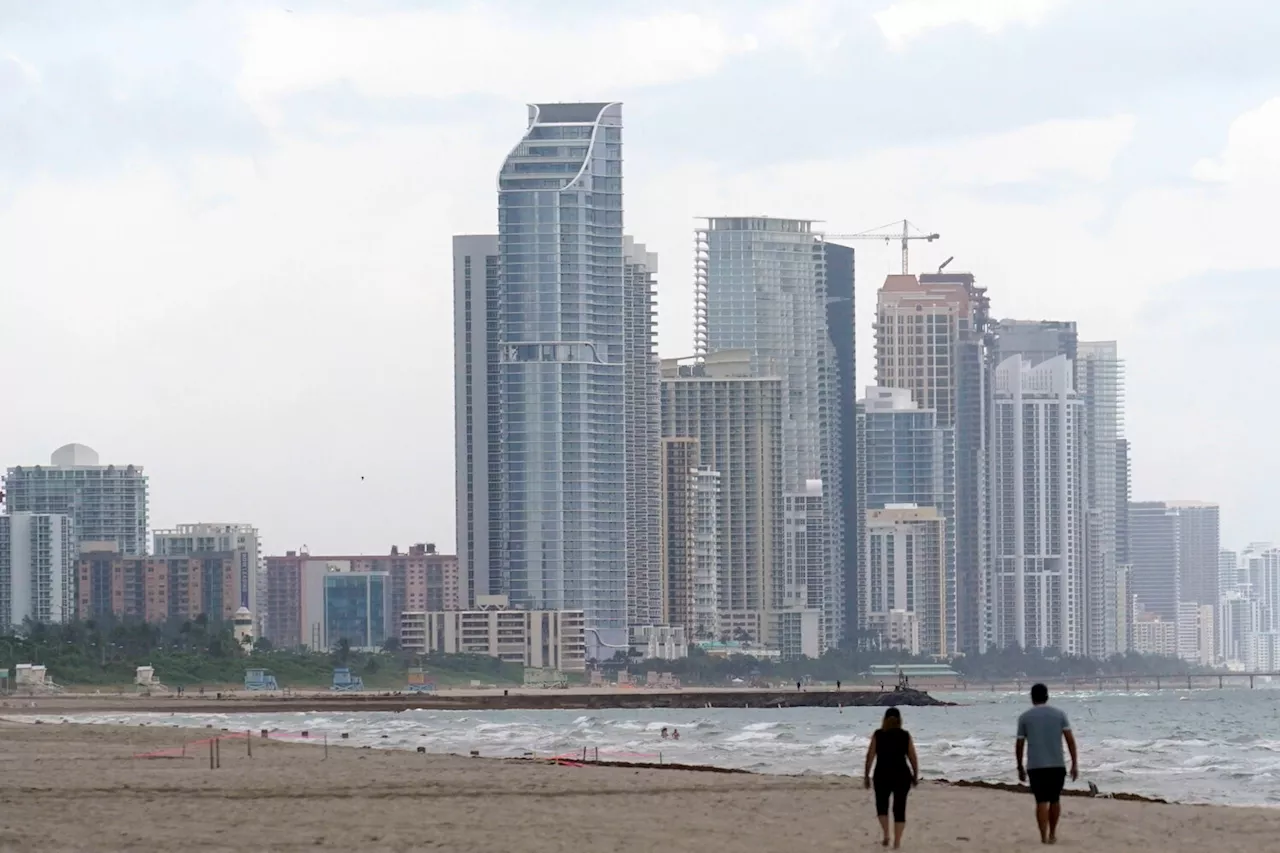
left=2, top=0, right=1276, bottom=557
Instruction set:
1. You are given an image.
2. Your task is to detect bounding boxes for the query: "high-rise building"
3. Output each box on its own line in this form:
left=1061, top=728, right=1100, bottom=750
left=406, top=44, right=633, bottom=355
left=1219, top=549, right=1240, bottom=600
left=823, top=242, right=858, bottom=644
left=864, top=505, right=948, bottom=657
left=660, top=351, right=784, bottom=644
left=453, top=233, right=500, bottom=609
left=0, top=513, right=75, bottom=631
left=1168, top=502, right=1221, bottom=609
left=695, top=217, right=843, bottom=650
left=989, top=354, right=1086, bottom=653
left=1077, top=341, right=1125, bottom=658
left=876, top=272, right=992, bottom=654
left=1176, top=602, right=1215, bottom=666
left=457, top=102, right=648, bottom=657
left=1128, top=502, right=1181, bottom=621
left=153, top=523, right=262, bottom=624
left=1219, top=592, right=1261, bottom=665
left=4, top=444, right=148, bottom=557
left=622, top=237, right=663, bottom=631
left=1242, top=544, right=1280, bottom=631
left=856, top=386, right=956, bottom=650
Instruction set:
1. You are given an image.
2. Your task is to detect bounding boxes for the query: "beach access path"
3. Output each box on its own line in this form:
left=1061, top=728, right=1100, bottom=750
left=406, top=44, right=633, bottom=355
left=0, top=720, right=1270, bottom=853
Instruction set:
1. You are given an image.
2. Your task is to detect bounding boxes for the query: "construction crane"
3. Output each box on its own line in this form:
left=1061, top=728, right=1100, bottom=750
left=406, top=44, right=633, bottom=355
left=826, top=219, right=940, bottom=275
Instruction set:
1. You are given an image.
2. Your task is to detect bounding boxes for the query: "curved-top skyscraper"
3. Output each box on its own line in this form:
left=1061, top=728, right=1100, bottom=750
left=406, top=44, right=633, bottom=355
left=495, top=102, right=628, bottom=653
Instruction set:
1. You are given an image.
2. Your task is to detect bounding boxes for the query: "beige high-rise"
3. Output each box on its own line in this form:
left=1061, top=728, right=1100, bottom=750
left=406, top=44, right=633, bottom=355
left=874, top=273, right=992, bottom=654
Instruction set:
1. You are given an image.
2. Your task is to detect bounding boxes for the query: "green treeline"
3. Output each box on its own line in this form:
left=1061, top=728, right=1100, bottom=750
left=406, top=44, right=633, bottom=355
left=1, top=618, right=1209, bottom=690
left=0, top=618, right=522, bottom=689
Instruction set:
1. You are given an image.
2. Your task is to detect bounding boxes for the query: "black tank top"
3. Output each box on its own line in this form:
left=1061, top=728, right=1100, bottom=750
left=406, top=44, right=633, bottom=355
left=873, top=728, right=911, bottom=781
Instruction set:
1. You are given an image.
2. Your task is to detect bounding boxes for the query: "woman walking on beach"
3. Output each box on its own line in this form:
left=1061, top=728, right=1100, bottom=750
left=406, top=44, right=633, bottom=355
left=864, top=707, right=919, bottom=849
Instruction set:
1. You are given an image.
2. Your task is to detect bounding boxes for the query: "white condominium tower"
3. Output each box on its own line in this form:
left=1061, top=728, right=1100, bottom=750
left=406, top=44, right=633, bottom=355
left=1077, top=341, right=1126, bottom=658
left=695, top=217, right=844, bottom=651
left=0, top=513, right=75, bottom=631
left=454, top=103, right=662, bottom=657
left=989, top=354, right=1086, bottom=654
left=4, top=443, right=149, bottom=557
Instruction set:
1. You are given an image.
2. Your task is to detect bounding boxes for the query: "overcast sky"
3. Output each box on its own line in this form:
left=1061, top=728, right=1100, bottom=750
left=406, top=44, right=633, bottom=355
left=2, top=0, right=1276, bottom=554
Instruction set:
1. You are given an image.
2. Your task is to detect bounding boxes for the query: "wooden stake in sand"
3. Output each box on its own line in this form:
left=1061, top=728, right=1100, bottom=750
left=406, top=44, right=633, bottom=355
left=247, top=730, right=252, bottom=758
left=209, top=739, right=214, bottom=770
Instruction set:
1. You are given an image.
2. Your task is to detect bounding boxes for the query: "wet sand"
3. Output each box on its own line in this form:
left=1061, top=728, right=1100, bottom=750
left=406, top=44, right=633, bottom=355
left=0, top=720, right=1272, bottom=853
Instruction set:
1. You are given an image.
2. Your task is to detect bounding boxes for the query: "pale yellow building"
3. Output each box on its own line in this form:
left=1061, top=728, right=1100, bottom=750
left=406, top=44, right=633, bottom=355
left=400, top=595, right=586, bottom=672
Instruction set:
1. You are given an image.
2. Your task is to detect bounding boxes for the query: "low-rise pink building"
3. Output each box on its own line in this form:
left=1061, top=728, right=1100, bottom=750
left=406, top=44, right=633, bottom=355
left=263, top=544, right=458, bottom=649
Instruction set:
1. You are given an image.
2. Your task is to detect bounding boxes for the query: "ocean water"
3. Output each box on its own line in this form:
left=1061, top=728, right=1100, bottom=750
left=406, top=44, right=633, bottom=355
left=45, top=688, right=1280, bottom=807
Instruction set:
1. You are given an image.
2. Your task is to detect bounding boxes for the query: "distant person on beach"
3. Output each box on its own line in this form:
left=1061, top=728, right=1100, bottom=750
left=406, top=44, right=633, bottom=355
left=1016, top=683, right=1078, bottom=845
left=864, top=706, right=919, bottom=849
left=661, top=727, right=669, bottom=740
left=671, top=728, right=680, bottom=741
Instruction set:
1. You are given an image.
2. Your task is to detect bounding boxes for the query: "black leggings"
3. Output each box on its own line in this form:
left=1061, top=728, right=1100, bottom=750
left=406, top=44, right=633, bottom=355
left=874, top=777, right=911, bottom=823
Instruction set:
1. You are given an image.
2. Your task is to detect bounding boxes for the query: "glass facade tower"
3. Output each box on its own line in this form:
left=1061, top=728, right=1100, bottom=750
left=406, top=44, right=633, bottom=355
left=496, top=102, right=627, bottom=653
left=695, top=217, right=843, bottom=651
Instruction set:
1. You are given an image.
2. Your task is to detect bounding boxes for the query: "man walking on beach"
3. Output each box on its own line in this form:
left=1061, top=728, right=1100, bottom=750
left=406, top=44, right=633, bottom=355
left=1015, top=683, right=1078, bottom=845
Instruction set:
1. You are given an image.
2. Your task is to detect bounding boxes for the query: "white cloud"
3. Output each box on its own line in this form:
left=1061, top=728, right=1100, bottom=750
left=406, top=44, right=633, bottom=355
left=1191, top=97, right=1280, bottom=184
left=237, top=5, right=759, bottom=111
left=4, top=52, right=41, bottom=83
left=874, top=0, right=1067, bottom=49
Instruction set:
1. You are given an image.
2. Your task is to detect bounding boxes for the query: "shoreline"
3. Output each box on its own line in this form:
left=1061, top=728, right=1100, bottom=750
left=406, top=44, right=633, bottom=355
left=2, top=715, right=1190, bottom=808
left=0, top=720, right=1267, bottom=852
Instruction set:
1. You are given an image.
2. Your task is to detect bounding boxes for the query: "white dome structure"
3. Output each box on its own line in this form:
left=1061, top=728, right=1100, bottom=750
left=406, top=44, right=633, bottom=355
left=51, top=443, right=100, bottom=467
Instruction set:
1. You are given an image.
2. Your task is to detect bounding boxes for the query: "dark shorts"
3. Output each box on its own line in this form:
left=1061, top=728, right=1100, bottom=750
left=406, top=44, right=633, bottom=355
left=873, top=776, right=912, bottom=822
left=1027, top=767, right=1067, bottom=804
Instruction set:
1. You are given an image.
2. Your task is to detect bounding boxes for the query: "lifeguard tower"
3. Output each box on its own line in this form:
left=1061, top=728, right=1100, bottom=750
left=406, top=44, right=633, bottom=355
left=243, top=668, right=279, bottom=691
left=14, top=664, right=60, bottom=693
left=135, top=665, right=168, bottom=693
left=406, top=667, right=436, bottom=693
left=330, top=667, right=364, bottom=691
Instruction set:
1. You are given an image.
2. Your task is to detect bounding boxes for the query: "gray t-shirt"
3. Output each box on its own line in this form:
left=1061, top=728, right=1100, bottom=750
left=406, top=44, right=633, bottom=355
left=1017, top=704, right=1071, bottom=770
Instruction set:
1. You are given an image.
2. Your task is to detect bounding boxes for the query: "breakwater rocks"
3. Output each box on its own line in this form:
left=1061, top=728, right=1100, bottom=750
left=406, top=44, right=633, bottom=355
left=19, top=687, right=953, bottom=715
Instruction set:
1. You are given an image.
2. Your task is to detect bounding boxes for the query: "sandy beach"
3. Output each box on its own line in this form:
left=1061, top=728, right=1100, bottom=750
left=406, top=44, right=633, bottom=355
left=0, top=720, right=1273, bottom=853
